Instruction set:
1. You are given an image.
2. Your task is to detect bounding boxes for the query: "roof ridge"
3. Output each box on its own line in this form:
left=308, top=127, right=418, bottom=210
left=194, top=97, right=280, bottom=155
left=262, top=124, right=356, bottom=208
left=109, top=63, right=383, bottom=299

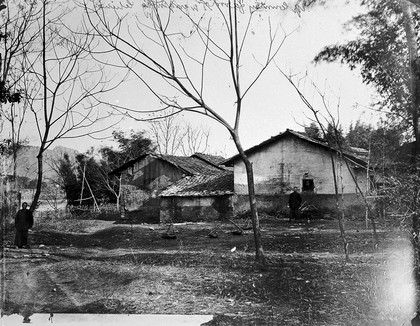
left=222, top=129, right=367, bottom=166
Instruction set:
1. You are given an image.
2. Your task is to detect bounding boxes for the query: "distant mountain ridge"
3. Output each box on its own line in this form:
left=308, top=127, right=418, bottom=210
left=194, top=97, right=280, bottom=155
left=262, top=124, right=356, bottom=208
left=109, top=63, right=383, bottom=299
left=1, top=145, right=79, bottom=181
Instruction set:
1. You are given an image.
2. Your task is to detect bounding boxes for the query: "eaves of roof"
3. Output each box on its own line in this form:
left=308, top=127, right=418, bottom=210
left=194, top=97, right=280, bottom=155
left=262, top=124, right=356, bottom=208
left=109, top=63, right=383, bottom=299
left=222, top=129, right=367, bottom=167
left=191, top=152, right=227, bottom=166
left=162, top=155, right=224, bottom=174
left=108, top=153, right=149, bottom=176
left=109, top=153, right=225, bottom=176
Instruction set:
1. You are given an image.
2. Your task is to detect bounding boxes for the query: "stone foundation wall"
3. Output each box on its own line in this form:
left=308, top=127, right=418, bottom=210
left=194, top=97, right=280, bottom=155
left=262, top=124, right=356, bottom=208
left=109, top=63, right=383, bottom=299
left=233, top=193, right=367, bottom=217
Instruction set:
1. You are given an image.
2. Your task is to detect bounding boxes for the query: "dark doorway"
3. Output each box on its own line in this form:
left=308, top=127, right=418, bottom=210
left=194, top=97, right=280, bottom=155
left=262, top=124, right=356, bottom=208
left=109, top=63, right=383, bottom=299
left=302, top=179, right=314, bottom=192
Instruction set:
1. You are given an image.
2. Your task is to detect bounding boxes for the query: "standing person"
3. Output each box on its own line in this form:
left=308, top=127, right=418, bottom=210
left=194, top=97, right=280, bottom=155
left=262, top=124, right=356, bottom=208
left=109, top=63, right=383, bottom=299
left=14, top=202, right=33, bottom=249
left=288, top=187, right=302, bottom=222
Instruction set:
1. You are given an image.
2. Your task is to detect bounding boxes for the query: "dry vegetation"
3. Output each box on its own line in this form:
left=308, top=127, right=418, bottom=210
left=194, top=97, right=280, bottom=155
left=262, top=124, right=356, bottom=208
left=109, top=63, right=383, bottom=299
left=1, top=213, right=418, bottom=325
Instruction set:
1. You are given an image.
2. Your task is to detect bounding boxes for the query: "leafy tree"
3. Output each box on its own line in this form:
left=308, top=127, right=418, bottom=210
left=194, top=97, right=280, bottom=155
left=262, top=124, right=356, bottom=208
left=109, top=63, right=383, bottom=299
left=346, top=120, right=373, bottom=150
left=96, top=146, right=124, bottom=207
left=314, top=0, right=419, bottom=159
left=98, top=130, right=155, bottom=208
left=345, top=120, right=403, bottom=169
left=313, top=1, right=420, bottom=279
left=304, top=122, right=322, bottom=139
left=56, top=153, right=80, bottom=206
left=76, top=153, right=113, bottom=207
left=111, top=130, right=155, bottom=163
left=324, top=123, right=346, bottom=150
left=0, top=0, right=33, bottom=105
left=98, top=145, right=124, bottom=177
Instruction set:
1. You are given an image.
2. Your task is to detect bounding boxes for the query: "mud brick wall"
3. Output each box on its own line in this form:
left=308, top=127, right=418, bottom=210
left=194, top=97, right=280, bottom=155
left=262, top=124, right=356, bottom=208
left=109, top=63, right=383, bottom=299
left=160, top=195, right=233, bottom=223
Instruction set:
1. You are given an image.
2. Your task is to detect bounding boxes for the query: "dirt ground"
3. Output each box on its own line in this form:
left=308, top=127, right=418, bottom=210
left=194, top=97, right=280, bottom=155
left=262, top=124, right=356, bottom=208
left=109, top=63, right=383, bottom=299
left=1, top=214, right=418, bottom=325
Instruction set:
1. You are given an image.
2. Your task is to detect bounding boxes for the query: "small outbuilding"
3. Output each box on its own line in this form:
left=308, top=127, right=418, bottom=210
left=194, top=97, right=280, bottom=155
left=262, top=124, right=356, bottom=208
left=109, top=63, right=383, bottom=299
left=159, top=171, right=234, bottom=223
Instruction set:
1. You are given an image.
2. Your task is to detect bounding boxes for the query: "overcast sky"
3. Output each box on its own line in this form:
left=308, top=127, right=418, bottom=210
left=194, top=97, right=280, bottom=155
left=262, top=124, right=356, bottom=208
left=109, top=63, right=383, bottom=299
left=23, top=0, right=383, bottom=157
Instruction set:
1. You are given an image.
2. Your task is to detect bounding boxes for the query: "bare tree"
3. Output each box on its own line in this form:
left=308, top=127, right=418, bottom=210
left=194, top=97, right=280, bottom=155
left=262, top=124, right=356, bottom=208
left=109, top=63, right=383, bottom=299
left=180, top=121, right=211, bottom=156
left=82, top=0, right=288, bottom=268
left=99, top=167, right=122, bottom=209
left=280, top=70, right=379, bottom=261
left=284, top=73, right=351, bottom=261
left=0, top=0, right=44, bottom=223
left=148, top=114, right=184, bottom=155
left=20, top=1, right=122, bottom=212
left=148, top=113, right=210, bottom=156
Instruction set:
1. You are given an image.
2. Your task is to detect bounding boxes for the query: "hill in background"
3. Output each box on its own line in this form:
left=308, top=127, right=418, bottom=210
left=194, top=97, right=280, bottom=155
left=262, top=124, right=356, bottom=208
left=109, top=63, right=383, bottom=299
left=1, top=145, right=79, bottom=183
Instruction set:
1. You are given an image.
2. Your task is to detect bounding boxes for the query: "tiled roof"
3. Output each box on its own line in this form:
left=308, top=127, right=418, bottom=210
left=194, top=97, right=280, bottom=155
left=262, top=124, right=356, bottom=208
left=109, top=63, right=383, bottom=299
left=109, top=153, right=224, bottom=176
left=161, top=155, right=224, bottom=174
left=191, top=153, right=227, bottom=166
left=223, top=129, right=368, bottom=167
left=160, top=171, right=234, bottom=197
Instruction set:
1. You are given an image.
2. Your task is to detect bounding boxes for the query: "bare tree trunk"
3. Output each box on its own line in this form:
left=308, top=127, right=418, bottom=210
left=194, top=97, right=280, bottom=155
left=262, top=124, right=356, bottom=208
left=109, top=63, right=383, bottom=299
left=232, top=133, right=266, bottom=269
left=332, top=128, right=379, bottom=248
left=84, top=174, right=100, bottom=212
left=116, top=175, right=122, bottom=210
left=281, top=71, right=351, bottom=262
left=30, top=150, right=44, bottom=212
left=329, top=150, right=350, bottom=262
left=30, top=0, right=47, bottom=213
left=243, top=159, right=266, bottom=269
left=25, top=1, right=114, bottom=213
left=80, top=163, right=86, bottom=206
left=10, top=112, right=22, bottom=215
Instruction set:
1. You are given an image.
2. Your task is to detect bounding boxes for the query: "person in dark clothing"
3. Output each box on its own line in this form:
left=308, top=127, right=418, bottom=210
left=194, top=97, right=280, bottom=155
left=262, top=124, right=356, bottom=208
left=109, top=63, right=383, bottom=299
left=288, top=187, right=302, bottom=222
left=14, top=202, right=33, bottom=249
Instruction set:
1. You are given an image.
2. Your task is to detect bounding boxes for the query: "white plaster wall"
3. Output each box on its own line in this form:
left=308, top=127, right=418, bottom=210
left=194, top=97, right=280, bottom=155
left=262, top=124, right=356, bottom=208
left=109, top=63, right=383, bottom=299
left=234, top=137, right=368, bottom=195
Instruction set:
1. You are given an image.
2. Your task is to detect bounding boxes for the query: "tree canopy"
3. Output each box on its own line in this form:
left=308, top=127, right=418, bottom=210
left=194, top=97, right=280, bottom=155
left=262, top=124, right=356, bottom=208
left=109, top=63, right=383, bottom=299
left=314, top=0, right=415, bottom=133
left=345, top=119, right=403, bottom=168
left=108, top=130, right=155, bottom=163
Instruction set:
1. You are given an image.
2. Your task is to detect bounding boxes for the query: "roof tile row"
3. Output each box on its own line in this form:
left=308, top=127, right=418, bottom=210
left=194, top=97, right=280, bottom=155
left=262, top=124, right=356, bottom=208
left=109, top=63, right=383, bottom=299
left=160, top=171, right=234, bottom=197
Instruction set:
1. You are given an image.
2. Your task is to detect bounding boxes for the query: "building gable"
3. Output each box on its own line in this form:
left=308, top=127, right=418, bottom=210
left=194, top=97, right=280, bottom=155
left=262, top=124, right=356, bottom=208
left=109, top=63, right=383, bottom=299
left=223, top=129, right=367, bottom=168
left=228, top=129, right=369, bottom=196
